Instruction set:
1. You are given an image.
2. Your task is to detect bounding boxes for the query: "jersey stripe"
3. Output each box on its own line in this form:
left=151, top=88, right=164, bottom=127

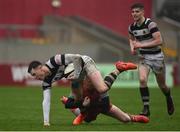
left=129, top=18, right=161, bottom=53
left=50, top=56, right=59, bottom=67
left=135, top=34, right=153, bottom=41
left=61, top=54, right=65, bottom=65
left=150, top=27, right=159, bottom=34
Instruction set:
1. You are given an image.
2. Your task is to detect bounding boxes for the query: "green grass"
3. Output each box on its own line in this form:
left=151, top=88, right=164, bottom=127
left=0, top=86, right=180, bottom=131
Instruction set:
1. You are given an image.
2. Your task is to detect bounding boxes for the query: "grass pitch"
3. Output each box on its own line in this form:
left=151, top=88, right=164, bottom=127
left=0, top=86, right=180, bottom=131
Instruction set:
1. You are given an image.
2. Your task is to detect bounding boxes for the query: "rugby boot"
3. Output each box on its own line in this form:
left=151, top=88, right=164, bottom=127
left=166, top=95, right=174, bottom=115
left=131, top=115, right=149, bottom=123
left=73, top=113, right=86, bottom=125
left=115, top=61, right=137, bottom=71
left=139, top=107, right=150, bottom=117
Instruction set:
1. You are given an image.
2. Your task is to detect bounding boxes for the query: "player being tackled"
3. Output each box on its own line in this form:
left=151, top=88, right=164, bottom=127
left=61, top=61, right=149, bottom=125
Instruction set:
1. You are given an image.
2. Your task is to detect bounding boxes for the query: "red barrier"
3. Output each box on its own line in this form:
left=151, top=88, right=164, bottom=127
left=0, top=64, right=70, bottom=86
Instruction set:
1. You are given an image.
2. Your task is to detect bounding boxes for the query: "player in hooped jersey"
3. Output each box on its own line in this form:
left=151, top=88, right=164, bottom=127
left=28, top=54, right=140, bottom=126
left=128, top=3, right=174, bottom=116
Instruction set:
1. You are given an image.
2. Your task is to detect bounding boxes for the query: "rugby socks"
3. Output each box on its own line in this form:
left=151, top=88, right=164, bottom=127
left=162, top=89, right=175, bottom=115
left=140, top=87, right=150, bottom=110
left=104, top=71, right=119, bottom=89
left=71, top=108, right=81, bottom=116
left=163, top=89, right=171, bottom=97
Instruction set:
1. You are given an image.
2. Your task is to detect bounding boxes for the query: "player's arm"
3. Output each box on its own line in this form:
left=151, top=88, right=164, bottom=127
left=134, top=22, right=163, bottom=49
left=63, top=81, right=83, bottom=108
left=128, top=26, right=136, bottom=55
left=128, top=33, right=136, bottom=55
left=42, top=83, right=51, bottom=127
left=134, top=32, right=163, bottom=49
left=54, top=54, right=83, bottom=79
left=64, top=97, right=83, bottom=109
left=64, top=54, right=83, bottom=80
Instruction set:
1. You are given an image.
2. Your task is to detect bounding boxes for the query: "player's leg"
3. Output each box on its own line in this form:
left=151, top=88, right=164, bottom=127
left=72, top=112, right=86, bottom=125
left=88, top=70, right=110, bottom=93
left=73, top=106, right=101, bottom=125
left=104, top=69, right=119, bottom=89
left=104, top=104, right=149, bottom=123
left=138, top=63, right=151, bottom=116
left=155, top=72, right=174, bottom=115
left=61, top=96, right=84, bottom=125
left=104, top=62, right=137, bottom=89
left=70, top=108, right=81, bottom=116
left=86, top=61, right=137, bottom=93
left=104, top=104, right=131, bottom=122
left=82, top=58, right=109, bottom=93
left=73, top=97, right=100, bottom=125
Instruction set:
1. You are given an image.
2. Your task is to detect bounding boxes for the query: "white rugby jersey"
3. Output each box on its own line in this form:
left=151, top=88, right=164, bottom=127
left=42, top=54, right=86, bottom=90
left=41, top=53, right=93, bottom=124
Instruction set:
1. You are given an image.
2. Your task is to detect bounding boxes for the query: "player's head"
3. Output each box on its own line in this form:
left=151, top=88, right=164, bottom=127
left=130, top=3, right=144, bottom=22
left=28, top=61, right=46, bottom=80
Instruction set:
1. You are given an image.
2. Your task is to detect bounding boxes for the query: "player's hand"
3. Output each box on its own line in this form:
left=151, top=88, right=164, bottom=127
left=60, top=96, right=68, bottom=104
left=43, top=122, right=50, bottom=127
left=131, top=48, right=137, bottom=55
left=82, top=96, right=90, bottom=107
left=133, top=41, right=142, bottom=49
left=67, top=72, right=79, bottom=80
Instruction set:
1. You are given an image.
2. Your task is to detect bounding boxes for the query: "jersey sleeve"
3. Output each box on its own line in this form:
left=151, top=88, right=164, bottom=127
left=148, top=21, right=159, bottom=34
left=42, top=81, right=52, bottom=90
left=45, top=55, right=61, bottom=69
left=42, top=88, right=51, bottom=124
left=128, top=25, right=134, bottom=36
left=53, top=54, right=82, bottom=66
left=64, top=54, right=83, bottom=79
left=46, top=54, right=83, bottom=79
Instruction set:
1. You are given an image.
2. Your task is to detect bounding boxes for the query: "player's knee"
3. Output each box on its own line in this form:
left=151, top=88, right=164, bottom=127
left=139, top=77, right=147, bottom=85
left=97, top=85, right=109, bottom=93
left=97, top=88, right=106, bottom=94
left=158, top=83, right=167, bottom=89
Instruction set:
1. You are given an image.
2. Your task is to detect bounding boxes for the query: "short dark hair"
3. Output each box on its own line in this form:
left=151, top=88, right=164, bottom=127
left=28, top=61, right=42, bottom=73
left=131, top=3, right=144, bottom=10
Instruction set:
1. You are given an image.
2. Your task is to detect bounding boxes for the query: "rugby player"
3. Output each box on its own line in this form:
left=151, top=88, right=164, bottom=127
left=128, top=3, right=174, bottom=116
left=61, top=61, right=149, bottom=125
left=27, top=54, right=137, bottom=126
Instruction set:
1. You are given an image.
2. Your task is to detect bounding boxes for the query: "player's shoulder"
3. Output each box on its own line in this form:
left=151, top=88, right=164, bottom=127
left=145, top=18, right=157, bottom=25
left=128, top=22, right=136, bottom=31
left=145, top=18, right=158, bottom=29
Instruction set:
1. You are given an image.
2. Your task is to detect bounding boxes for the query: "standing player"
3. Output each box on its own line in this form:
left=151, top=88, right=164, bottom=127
left=61, top=61, right=149, bottom=125
left=128, top=3, right=174, bottom=116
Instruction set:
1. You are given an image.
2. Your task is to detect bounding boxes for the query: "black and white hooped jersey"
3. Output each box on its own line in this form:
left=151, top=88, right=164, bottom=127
left=128, top=18, right=161, bottom=53
left=42, top=55, right=67, bottom=90
left=42, top=54, right=85, bottom=90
